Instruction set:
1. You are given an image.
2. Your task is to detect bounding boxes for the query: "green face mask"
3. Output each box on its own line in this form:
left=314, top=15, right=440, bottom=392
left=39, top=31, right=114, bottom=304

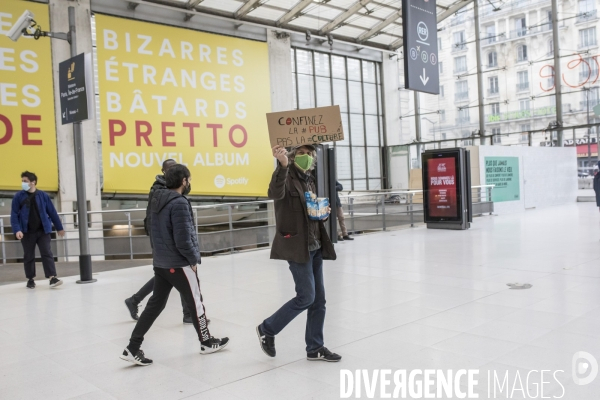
left=294, top=154, right=313, bottom=171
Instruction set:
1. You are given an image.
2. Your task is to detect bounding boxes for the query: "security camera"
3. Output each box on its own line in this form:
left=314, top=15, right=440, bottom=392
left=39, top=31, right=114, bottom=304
left=5, top=10, right=35, bottom=42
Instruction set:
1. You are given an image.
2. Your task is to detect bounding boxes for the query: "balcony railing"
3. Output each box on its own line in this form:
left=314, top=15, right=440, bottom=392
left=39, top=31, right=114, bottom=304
left=455, top=92, right=469, bottom=101
left=456, top=117, right=471, bottom=124
left=453, top=68, right=468, bottom=75
left=516, top=82, right=530, bottom=91
left=487, top=89, right=500, bottom=97
left=452, top=43, right=468, bottom=53
left=511, top=28, right=529, bottom=38
left=577, top=9, right=598, bottom=23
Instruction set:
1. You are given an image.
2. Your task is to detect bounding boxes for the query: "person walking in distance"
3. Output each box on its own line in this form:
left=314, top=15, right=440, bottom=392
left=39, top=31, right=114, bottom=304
left=593, top=162, right=600, bottom=212
left=256, top=145, right=342, bottom=362
left=335, top=180, right=353, bottom=241
left=124, top=159, right=194, bottom=325
left=11, top=171, right=65, bottom=289
left=120, top=164, right=228, bottom=366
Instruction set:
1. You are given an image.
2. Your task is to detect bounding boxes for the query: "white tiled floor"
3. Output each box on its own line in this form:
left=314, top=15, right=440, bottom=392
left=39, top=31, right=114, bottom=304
left=2, top=203, right=600, bottom=399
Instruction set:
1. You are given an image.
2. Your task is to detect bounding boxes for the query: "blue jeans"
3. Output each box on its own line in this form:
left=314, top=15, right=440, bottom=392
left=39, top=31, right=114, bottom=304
left=261, top=249, right=326, bottom=353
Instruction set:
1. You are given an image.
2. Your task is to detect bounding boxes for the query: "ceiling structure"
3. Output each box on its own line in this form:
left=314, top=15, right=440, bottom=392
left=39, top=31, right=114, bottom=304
left=126, top=0, right=474, bottom=51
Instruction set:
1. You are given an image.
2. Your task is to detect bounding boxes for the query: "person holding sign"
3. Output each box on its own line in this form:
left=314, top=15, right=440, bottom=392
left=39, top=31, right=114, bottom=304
left=256, top=145, right=342, bottom=362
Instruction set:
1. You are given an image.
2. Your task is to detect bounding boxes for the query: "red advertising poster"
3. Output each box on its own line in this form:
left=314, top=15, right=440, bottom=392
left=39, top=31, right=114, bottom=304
left=427, top=157, right=457, bottom=218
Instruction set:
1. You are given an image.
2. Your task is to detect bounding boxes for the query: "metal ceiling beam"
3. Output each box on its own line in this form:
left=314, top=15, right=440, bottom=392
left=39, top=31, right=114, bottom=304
left=388, top=0, right=475, bottom=50
left=357, top=9, right=401, bottom=43
left=235, top=0, right=262, bottom=19
left=277, top=0, right=314, bottom=26
left=184, top=0, right=205, bottom=21
left=319, top=0, right=376, bottom=34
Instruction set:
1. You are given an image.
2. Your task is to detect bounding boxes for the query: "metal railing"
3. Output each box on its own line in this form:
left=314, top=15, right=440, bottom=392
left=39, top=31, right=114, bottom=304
left=516, top=82, right=530, bottom=91
left=0, top=187, right=495, bottom=264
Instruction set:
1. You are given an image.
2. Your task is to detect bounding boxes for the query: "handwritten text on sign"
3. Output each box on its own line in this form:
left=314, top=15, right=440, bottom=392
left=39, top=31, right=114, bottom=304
left=266, top=105, right=344, bottom=147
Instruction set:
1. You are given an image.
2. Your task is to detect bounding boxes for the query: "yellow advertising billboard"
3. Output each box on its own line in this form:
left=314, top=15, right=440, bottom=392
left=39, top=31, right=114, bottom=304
left=0, top=0, right=58, bottom=191
left=95, top=14, right=273, bottom=196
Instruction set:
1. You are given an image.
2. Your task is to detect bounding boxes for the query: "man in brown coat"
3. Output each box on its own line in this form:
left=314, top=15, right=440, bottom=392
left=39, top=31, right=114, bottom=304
left=256, top=144, right=341, bottom=362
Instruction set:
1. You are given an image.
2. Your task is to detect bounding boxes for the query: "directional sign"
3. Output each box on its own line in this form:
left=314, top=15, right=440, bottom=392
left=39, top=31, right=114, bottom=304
left=59, top=53, right=93, bottom=125
left=402, top=0, right=439, bottom=95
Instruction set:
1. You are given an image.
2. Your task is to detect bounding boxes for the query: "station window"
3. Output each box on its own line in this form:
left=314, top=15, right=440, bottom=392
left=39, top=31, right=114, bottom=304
left=291, top=49, right=384, bottom=190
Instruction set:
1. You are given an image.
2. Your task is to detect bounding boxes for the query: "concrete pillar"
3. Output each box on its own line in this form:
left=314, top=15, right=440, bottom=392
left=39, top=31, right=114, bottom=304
left=266, top=30, right=293, bottom=243
left=267, top=30, right=293, bottom=112
left=381, top=54, right=404, bottom=189
left=48, top=0, right=104, bottom=260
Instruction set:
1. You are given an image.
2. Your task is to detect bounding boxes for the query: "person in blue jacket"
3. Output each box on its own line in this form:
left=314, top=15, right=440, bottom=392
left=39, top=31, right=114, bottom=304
left=11, top=171, right=65, bottom=289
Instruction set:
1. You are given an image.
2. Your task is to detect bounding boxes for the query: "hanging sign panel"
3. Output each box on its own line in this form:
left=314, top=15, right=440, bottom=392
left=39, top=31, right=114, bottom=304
left=95, top=14, right=273, bottom=196
left=402, top=0, right=440, bottom=95
left=59, top=52, right=93, bottom=124
left=0, top=0, right=58, bottom=191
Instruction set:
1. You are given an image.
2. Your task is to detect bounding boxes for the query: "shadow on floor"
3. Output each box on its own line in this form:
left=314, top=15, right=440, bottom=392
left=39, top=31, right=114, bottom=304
left=0, top=259, right=152, bottom=286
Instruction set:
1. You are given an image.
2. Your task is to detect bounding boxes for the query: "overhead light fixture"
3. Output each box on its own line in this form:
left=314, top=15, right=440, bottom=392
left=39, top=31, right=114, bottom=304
left=305, top=30, right=311, bottom=42
left=327, top=34, right=333, bottom=46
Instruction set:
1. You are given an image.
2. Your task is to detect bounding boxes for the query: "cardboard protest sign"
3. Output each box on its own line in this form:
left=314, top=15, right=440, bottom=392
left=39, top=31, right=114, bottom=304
left=266, top=105, right=344, bottom=147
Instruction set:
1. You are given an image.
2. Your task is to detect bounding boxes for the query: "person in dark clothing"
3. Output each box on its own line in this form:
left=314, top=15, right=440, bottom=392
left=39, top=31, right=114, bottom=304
left=594, top=162, right=600, bottom=212
left=120, top=164, right=228, bottom=366
left=10, top=171, right=64, bottom=289
left=124, top=159, right=193, bottom=324
left=335, top=181, right=353, bottom=241
left=256, top=145, right=341, bottom=363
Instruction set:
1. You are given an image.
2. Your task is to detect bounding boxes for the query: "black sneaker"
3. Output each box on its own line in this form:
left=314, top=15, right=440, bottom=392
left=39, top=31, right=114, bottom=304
left=120, top=347, right=153, bottom=366
left=200, top=337, right=229, bottom=354
left=256, top=324, right=276, bottom=357
left=307, top=347, right=342, bottom=362
left=124, top=298, right=140, bottom=321
left=342, top=235, right=354, bottom=241
left=183, top=314, right=193, bottom=325
left=49, top=277, right=63, bottom=288
left=338, top=237, right=345, bottom=241
left=26, top=279, right=35, bottom=289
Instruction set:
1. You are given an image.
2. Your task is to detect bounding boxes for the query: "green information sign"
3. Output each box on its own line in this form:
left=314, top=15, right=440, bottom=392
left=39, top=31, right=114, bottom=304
left=485, top=157, right=520, bottom=202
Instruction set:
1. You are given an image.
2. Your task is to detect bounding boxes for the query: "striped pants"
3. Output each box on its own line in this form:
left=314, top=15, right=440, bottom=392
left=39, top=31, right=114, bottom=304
left=128, top=266, right=210, bottom=353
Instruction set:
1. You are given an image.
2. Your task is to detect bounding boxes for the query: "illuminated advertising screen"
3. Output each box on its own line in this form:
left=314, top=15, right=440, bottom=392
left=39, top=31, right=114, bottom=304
left=427, top=157, right=458, bottom=218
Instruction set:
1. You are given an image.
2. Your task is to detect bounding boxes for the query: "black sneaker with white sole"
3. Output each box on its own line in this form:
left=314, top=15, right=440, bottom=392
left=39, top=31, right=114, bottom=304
left=26, top=279, right=35, bottom=289
left=49, top=277, right=63, bottom=288
left=307, top=347, right=342, bottom=362
left=124, top=297, right=140, bottom=321
left=256, top=324, right=276, bottom=357
left=200, top=337, right=229, bottom=354
left=120, top=347, right=153, bottom=366
left=183, top=314, right=193, bottom=325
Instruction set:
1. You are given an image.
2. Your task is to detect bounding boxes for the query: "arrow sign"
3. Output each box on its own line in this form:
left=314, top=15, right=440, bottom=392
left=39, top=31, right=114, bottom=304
left=420, top=68, right=429, bottom=85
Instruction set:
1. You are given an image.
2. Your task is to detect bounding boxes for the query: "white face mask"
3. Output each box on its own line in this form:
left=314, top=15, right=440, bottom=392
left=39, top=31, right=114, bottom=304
left=21, top=182, right=30, bottom=191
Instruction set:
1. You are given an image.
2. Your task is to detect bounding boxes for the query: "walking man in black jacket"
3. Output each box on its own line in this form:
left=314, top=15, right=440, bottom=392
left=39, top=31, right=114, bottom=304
left=124, top=159, right=193, bottom=324
left=256, top=145, right=341, bottom=362
left=120, top=164, right=228, bottom=366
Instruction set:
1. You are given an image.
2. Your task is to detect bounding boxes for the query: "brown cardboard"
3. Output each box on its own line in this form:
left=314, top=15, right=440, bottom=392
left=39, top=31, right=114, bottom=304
left=266, top=105, right=344, bottom=147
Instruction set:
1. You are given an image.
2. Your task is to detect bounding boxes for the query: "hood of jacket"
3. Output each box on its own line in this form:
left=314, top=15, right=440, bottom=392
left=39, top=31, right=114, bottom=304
left=154, top=174, right=166, bottom=187
left=151, top=189, right=183, bottom=214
